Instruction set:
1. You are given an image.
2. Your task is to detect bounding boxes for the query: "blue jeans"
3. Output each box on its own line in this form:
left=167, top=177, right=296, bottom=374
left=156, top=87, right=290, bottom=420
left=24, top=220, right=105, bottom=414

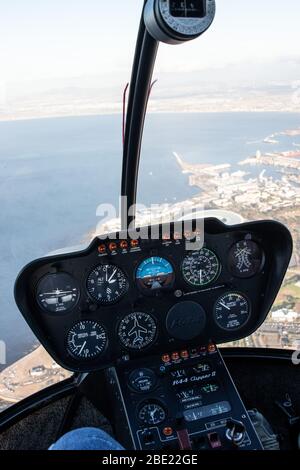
left=49, top=428, right=124, bottom=450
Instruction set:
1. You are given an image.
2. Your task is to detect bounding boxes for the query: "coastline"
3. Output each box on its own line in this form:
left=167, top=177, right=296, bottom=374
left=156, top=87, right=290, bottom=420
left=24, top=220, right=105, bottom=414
left=1, top=109, right=300, bottom=125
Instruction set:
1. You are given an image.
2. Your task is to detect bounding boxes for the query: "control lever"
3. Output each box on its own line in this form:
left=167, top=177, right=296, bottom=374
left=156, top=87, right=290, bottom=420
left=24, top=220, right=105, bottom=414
left=176, top=416, right=192, bottom=451
left=225, top=419, right=246, bottom=446
left=276, top=394, right=300, bottom=449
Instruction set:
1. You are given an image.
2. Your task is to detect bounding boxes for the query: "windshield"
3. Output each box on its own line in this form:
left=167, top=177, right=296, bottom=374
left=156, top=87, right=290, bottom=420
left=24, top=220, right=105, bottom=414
left=138, top=0, right=300, bottom=350
left=0, top=0, right=299, bottom=413
left=0, top=0, right=140, bottom=411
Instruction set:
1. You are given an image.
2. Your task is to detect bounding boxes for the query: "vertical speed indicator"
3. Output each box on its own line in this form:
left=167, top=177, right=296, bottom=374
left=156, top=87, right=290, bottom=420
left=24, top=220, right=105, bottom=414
left=67, top=321, right=107, bottom=360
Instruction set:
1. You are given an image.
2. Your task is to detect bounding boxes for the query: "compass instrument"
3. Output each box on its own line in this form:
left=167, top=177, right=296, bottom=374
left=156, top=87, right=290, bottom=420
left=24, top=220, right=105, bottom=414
left=144, top=0, right=216, bottom=44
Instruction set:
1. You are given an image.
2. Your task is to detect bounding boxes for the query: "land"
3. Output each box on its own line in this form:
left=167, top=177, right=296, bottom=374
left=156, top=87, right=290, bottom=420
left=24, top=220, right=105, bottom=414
left=1, top=67, right=300, bottom=122
left=0, top=126, right=300, bottom=411
left=0, top=346, right=72, bottom=409
left=172, top=134, right=300, bottom=349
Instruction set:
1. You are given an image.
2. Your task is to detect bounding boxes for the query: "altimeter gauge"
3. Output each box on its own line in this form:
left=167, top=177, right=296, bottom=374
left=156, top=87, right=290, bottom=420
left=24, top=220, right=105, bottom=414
left=67, top=321, right=107, bottom=360
left=182, top=248, right=220, bottom=287
left=228, top=240, right=264, bottom=278
left=118, top=312, right=157, bottom=350
left=36, top=272, right=79, bottom=314
left=214, top=293, right=250, bottom=331
left=87, top=264, right=128, bottom=305
left=144, top=0, right=216, bottom=44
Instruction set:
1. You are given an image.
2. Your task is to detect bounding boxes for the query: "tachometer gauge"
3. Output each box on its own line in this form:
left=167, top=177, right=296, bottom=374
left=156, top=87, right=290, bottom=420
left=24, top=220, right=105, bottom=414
left=214, top=293, right=250, bottom=331
left=136, top=256, right=175, bottom=291
left=228, top=240, right=264, bottom=278
left=182, top=248, right=220, bottom=287
left=87, top=264, right=128, bottom=305
left=36, top=272, right=79, bottom=314
left=138, top=402, right=166, bottom=426
left=118, top=312, right=157, bottom=350
left=67, top=321, right=107, bottom=360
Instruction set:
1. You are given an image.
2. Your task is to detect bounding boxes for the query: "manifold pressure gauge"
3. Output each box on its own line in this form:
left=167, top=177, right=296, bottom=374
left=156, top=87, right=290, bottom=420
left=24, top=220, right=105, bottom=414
left=144, top=0, right=216, bottom=44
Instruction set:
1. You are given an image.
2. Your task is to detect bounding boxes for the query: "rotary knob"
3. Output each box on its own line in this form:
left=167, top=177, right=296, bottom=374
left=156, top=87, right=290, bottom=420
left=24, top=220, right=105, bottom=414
left=225, top=419, right=246, bottom=445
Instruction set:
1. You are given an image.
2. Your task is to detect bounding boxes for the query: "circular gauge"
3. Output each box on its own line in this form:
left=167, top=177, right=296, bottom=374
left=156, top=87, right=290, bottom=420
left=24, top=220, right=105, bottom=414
left=144, top=0, right=216, bottom=44
left=136, top=256, right=175, bottom=291
left=138, top=402, right=166, bottom=426
left=36, top=272, right=79, bottom=314
left=228, top=240, right=264, bottom=278
left=87, top=264, right=128, bottom=305
left=67, top=321, right=107, bottom=360
left=214, top=293, right=250, bottom=331
left=128, top=368, right=157, bottom=393
left=182, top=248, right=220, bottom=287
left=118, top=312, right=157, bottom=350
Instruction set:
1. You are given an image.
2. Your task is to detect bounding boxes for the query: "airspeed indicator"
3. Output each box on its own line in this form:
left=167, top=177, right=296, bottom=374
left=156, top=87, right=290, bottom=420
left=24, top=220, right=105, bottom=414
left=182, top=248, right=220, bottom=287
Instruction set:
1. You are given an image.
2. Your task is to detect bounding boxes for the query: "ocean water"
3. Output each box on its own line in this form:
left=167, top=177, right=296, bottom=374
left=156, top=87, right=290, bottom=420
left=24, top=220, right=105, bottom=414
left=0, top=112, right=299, bottom=368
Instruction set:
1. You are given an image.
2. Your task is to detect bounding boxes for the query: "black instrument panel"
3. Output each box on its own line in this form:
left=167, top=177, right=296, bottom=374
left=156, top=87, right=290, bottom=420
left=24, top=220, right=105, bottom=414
left=14, top=218, right=292, bottom=372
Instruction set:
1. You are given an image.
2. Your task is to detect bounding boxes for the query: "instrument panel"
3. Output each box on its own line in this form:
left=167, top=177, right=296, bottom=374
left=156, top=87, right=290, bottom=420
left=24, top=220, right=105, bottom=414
left=14, top=218, right=292, bottom=372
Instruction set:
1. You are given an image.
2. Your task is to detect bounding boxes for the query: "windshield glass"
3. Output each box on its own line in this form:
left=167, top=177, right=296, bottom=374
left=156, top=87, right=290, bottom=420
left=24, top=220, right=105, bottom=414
left=0, top=0, right=140, bottom=412
left=138, top=0, right=300, bottom=350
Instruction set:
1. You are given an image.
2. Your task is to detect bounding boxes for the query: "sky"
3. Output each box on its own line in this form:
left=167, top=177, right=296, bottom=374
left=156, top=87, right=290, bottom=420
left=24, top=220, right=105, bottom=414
left=1, top=0, right=300, bottom=88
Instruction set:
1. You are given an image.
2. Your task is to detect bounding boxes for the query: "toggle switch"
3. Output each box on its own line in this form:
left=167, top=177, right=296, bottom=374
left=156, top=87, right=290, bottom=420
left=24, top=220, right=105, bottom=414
left=207, top=432, right=222, bottom=449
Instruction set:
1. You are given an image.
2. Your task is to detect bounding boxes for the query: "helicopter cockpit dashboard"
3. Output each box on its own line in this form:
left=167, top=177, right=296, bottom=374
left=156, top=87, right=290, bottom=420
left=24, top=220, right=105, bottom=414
left=14, top=218, right=292, bottom=450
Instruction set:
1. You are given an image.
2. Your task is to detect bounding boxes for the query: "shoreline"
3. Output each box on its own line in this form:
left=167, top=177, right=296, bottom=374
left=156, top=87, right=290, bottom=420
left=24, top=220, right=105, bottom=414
left=1, top=109, right=300, bottom=125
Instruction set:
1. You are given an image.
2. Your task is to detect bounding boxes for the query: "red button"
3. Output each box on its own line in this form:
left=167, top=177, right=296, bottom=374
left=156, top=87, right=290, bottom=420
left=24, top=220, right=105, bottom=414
left=171, top=352, right=180, bottom=361
left=180, top=350, right=189, bottom=359
left=163, top=427, right=173, bottom=437
left=98, top=244, right=106, bottom=254
left=162, top=354, right=170, bottom=363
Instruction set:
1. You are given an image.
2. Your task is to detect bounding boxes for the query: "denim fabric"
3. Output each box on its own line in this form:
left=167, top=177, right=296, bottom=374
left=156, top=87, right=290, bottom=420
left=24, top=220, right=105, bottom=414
left=49, top=427, right=124, bottom=450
